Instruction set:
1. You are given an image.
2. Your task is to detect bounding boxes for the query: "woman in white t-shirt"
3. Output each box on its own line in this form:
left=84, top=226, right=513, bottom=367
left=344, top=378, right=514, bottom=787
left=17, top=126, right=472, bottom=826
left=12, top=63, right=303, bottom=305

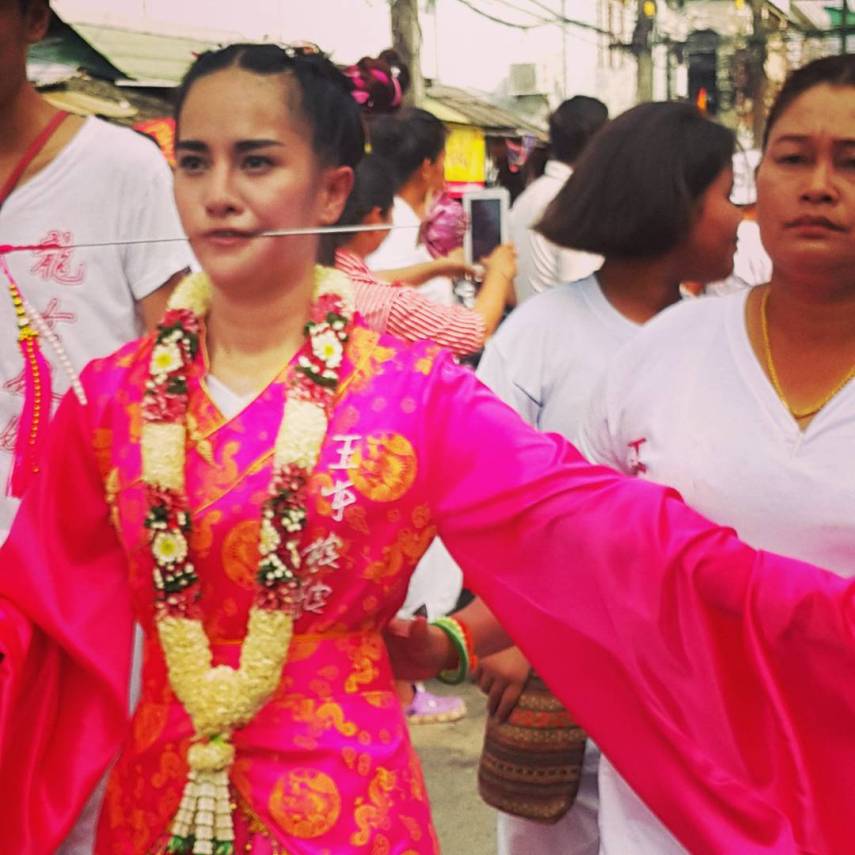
left=453, top=100, right=742, bottom=855
left=580, top=54, right=855, bottom=854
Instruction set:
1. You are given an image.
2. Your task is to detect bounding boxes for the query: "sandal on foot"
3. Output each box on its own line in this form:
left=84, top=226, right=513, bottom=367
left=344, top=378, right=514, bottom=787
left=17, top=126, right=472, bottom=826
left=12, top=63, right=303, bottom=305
left=405, top=684, right=466, bottom=725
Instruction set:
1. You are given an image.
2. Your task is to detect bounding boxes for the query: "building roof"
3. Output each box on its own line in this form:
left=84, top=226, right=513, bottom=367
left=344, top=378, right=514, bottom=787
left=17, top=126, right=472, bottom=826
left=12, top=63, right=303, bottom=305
left=425, top=84, right=546, bottom=139
left=29, top=13, right=545, bottom=140
left=73, top=23, right=218, bottom=85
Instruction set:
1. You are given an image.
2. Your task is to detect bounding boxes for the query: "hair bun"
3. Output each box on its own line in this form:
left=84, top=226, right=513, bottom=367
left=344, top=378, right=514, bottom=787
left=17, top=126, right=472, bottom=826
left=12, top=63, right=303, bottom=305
left=344, top=49, right=411, bottom=114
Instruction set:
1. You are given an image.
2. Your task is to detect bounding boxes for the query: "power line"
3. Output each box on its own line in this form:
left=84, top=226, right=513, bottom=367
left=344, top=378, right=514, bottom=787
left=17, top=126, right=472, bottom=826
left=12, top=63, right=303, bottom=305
left=487, top=0, right=554, bottom=25
left=496, top=0, right=616, bottom=37
left=454, top=0, right=544, bottom=29
left=517, top=0, right=611, bottom=36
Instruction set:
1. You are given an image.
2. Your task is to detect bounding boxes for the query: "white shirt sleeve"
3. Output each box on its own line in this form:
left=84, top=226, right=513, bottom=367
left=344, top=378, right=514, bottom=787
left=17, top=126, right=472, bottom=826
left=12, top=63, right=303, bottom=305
left=117, top=142, right=194, bottom=302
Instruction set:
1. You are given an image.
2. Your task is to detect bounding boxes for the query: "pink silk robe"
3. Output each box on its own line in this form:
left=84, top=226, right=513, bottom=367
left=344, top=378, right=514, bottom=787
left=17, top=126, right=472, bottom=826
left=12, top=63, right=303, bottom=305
left=1, top=320, right=855, bottom=853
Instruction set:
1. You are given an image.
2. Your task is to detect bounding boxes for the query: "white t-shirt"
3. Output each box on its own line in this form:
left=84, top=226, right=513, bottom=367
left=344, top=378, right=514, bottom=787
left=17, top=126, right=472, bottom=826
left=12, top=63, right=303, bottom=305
left=0, top=116, right=192, bottom=539
left=368, top=194, right=458, bottom=618
left=468, top=276, right=639, bottom=855
left=365, top=195, right=453, bottom=307
left=478, top=274, right=637, bottom=435
left=580, top=290, right=855, bottom=854
left=205, top=374, right=255, bottom=420
left=508, top=160, right=602, bottom=303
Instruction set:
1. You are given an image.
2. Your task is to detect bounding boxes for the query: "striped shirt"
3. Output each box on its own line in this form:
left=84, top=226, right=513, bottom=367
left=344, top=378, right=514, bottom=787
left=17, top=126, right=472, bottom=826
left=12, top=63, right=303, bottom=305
left=335, top=249, right=485, bottom=357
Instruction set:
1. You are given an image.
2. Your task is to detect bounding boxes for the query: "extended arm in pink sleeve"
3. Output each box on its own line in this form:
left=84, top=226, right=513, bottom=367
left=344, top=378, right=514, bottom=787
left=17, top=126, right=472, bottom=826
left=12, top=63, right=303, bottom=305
left=423, top=353, right=855, bottom=855
left=0, top=385, right=134, bottom=853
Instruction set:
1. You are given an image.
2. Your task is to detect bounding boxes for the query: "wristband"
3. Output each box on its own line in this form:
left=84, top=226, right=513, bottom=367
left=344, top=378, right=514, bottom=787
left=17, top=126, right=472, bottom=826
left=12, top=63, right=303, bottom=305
left=432, top=616, right=478, bottom=685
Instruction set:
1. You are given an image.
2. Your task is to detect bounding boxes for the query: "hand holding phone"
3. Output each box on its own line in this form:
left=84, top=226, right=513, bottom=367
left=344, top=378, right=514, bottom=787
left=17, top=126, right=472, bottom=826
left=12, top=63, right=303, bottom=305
left=463, top=188, right=510, bottom=265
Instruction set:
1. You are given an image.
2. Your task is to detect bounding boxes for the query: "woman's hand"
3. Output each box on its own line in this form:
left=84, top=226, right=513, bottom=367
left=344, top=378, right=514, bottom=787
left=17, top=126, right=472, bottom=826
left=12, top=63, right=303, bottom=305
left=384, top=616, right=457, bottom=681
left=482, top=243, right=517, bottom=284
left=473, top=645, right=530, bottom=721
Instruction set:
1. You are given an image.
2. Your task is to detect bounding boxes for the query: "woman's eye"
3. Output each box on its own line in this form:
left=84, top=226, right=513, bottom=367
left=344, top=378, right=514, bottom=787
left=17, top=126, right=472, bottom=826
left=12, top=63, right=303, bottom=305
left=243, top=155, right=273, bottom=172
left=777, top=153, right=807, bottom=165
left=177, top=155, right=206, bottom=173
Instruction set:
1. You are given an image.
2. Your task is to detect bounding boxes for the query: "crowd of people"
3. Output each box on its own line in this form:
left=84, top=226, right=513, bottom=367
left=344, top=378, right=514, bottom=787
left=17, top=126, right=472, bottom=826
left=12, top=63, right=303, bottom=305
left=1, top=1, right=855, bottom=853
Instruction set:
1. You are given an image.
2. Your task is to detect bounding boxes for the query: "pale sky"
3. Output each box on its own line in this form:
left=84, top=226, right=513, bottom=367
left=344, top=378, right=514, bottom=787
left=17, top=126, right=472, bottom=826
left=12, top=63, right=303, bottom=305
left=52, top=0, right=605, bottom=97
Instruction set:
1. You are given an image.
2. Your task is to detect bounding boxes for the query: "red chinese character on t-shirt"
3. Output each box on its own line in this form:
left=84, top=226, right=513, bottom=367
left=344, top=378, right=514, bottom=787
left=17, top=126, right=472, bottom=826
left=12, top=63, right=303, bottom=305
left=29, top=231, right=85, bottom=285
left=0, top=417, right=19, bottom=453
left=39, top=297, right=77, bottom=330
left=4, top=369, right=63, bottom=403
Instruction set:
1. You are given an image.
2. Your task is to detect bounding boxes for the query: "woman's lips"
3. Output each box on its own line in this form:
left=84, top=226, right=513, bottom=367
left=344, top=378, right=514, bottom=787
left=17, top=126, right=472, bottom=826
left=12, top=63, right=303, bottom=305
left=200, top=229, right=258, bottom=247
left=785, top=215, right=845, bottom=232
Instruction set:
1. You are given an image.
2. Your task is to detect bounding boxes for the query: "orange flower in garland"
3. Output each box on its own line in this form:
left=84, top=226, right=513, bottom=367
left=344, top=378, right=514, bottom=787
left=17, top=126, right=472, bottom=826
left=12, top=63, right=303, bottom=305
left=141, top=267, right=354, bottom=855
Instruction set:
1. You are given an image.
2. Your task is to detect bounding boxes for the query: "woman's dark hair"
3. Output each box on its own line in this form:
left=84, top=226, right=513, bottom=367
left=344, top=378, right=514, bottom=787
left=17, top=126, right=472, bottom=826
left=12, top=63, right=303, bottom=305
left=321, top=154, right=396, bottom=261
left=344, top=48, right=410, bottom=115
left=174, top=43, right=365, bottom=169
left=369, top=107, right=447, bottom=189
left=549, top=96, right=608, bottom=164
left=763, top=54, right=855, bottom=149
left=537, top=101, right=734, bottom=259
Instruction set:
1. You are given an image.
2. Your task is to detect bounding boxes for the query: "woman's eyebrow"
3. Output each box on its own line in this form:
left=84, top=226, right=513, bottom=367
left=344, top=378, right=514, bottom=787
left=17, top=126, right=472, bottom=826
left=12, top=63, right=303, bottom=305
left=175, top=140, right=208, bottom=152
left=234, top=140, right=285, bottom=152
left=770, top=134, right=809, bottom=145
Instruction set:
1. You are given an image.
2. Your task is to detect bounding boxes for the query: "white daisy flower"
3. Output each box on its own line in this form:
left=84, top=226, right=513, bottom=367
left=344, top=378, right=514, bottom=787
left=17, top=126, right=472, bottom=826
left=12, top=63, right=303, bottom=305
left=152, top=530, right=188, bottom=565
left=311, top=330, right=343, bottom=369
left=151, top=342, right=183, bottom=377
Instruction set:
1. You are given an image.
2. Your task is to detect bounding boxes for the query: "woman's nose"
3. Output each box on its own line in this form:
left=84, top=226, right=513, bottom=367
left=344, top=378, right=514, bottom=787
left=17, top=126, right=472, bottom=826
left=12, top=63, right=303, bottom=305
left=203, top=165, right=240, bottom=217
left=801, top=158, right=837, bottom=204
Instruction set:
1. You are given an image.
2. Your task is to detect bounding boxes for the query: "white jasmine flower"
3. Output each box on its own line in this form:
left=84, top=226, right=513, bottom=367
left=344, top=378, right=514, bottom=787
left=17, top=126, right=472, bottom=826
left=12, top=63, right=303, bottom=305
left=260, top=518, right=281, bottom=554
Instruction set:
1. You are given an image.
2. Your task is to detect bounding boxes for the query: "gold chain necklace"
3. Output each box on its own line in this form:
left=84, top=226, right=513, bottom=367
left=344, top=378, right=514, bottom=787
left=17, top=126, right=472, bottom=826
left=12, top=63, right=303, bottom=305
left=760, top=288, right=855, bottom=420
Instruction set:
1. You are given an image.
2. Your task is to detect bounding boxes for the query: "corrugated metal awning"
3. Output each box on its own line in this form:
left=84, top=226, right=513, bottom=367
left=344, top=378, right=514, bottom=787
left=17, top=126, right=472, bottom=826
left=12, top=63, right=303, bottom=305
left=74, top=24, right=218, bottom=84
left=426, top=84, right=546, bottom=140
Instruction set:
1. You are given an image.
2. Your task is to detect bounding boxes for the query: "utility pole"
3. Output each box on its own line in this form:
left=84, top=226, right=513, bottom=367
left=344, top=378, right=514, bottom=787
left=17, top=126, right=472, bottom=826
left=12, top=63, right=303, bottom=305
left=390, top=0, right=425, bottom=106
left=632, top=0, right=656, bottom=102
left=561, top=0, right=568, bottom=97
left=748, top=0, right=768, bottom=147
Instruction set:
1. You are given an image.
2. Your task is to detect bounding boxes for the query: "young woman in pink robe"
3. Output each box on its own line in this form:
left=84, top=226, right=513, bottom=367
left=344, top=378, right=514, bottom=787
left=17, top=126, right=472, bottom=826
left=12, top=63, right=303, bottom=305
left=1, top=43, right=855, bottom=855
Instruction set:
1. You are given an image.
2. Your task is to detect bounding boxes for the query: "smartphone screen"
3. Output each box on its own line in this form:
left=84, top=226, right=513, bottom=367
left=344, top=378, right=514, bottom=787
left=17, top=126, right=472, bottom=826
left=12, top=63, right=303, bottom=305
left=469, top=197, right=503, bottom=263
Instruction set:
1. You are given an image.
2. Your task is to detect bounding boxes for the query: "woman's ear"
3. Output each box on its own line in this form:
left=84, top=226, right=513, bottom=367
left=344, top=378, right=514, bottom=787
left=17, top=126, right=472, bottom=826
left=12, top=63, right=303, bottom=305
left=363, top=206, right=385, bottom=225
left=26, top=0, right=52, bottom=45
left=316, top=166, right=355, bottom=226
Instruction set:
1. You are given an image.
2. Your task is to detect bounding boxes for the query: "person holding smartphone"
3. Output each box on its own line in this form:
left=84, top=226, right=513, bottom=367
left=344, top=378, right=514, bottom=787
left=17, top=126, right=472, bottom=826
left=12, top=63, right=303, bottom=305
left=330, top=154, right=515, bottom=356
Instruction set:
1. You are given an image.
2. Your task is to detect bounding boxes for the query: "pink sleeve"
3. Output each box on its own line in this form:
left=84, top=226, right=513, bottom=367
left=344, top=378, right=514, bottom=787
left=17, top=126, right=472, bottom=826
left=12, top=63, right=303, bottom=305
left=0, top=385, right=133, bottom=853
left=423, top=354, right=855, bottom=854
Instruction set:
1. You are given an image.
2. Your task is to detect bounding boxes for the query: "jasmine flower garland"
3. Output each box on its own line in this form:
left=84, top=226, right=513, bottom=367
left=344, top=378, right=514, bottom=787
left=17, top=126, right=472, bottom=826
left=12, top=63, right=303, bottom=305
left=141, top=266, right=353, bottom=855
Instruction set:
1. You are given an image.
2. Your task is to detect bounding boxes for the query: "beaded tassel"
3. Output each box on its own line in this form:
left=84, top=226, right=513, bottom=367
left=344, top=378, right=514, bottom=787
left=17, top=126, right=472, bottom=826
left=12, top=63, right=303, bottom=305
left=21, top=296, right=86, bottom=406
left=168, top=739, right=236, bottom=855
left=4, top=265, right=52, bottom=498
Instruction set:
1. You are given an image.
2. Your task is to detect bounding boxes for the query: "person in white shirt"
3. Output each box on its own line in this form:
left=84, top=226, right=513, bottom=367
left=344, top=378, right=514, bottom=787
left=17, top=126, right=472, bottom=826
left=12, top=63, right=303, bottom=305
left=442, top=100, right=741, bottom=855
left=508, top=96, right=607, bottom=302
left=365, top=107, right=472, bottom=719
left=0, top=0, right=192, bottom=543
left=704, top=148, right=772, bottom=296
left=1, top=2, right=193, bottom=852
left=580, top=54, right=855, bottom=854
left=365, top=107, right=464, bottom=306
